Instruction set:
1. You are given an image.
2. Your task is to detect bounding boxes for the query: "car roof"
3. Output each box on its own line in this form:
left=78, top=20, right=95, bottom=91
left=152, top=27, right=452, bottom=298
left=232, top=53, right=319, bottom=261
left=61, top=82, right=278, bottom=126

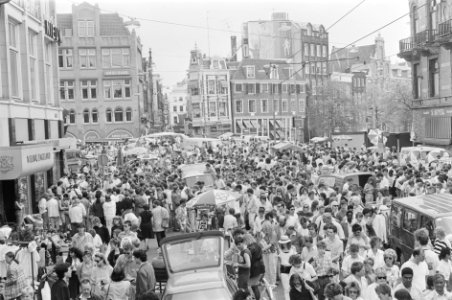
left=161, top=230, right=224, bottom=245
left=393, top=194, right=452, bottom=218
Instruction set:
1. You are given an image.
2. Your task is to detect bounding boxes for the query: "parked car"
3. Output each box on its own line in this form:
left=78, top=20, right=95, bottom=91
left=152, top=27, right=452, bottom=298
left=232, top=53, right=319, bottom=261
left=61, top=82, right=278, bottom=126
left=160, top=231, right=237, bottom=300
left=389, top=194, right=452, bottom=262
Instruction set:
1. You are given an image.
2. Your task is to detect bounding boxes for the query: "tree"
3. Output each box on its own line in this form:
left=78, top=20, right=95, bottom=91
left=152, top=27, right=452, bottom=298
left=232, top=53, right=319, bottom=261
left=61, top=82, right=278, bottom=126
left=378, top=79, right=413, bottom=132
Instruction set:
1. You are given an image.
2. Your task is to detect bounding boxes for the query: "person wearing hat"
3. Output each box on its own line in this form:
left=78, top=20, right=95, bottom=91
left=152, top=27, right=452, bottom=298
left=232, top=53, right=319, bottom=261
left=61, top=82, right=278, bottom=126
left=278, top=235, right=296, bottom=300
left=51, top=263, right=71, bottom=300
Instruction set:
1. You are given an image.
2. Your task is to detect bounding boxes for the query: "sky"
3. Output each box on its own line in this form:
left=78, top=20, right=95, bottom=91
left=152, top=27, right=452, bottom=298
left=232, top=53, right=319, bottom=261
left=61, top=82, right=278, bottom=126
left=56, top=0, right=411, bottom=87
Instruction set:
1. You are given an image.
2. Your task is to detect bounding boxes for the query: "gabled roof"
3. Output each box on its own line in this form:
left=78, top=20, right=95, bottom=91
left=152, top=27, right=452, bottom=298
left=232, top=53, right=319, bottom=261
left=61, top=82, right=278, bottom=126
left=99, top=14, right=129, bottom=36
left=230, top=58, right=304, bottom=81
left=330, top=44, right=376, bottom=73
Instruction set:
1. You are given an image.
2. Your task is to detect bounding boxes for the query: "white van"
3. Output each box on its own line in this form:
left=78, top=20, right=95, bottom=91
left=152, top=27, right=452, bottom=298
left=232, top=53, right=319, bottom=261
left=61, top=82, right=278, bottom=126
left=400, top=146, right=449, bottom=167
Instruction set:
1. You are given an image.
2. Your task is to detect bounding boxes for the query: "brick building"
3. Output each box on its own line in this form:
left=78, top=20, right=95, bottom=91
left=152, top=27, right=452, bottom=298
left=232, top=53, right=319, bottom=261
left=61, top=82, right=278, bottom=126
left=230, top=59, right=307, bottom=141
left=398, top=0, right=452, bottom=145
left=57, top=2, right=144, bottom=142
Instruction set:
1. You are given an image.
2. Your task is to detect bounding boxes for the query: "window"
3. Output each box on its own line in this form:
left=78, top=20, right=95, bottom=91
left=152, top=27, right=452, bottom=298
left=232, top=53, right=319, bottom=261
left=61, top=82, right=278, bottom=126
left=28, top=30, right=39, bottom=102
left=207, top=76, right=216, bottom=94
left=114, top=107, right=123, bottom=122
left=179, top=97, right=183, bottom=102
left=9, top=20, right=20, bottom=98
left=78, top=20, right=94, bottom=37
left=60, top=81, right=74, bottom=100
left=102, top=48, right=130, bottom=68
left=104, top=80, right=131, bottom=99
left=58, top=49, right=73, bottom=68
left=414, top=63, right=420, bottom=99
left=282, top=84, right=288, bottom=94
left=304, top=43, right=309, bottom=56
left=270, top=65, right=278, bottom=79
left=106, top=108, right=112, bottom=123
left=246, top=66, right=255, bottom=78
left=235, top=100, right=243, bottom=113
left=192, top=103, right=201, bottom=118
left=180, top=106, right=184, bottom=112
left=403, top=210, right=418, bottom=232
left=81, top=80, right=97, bottom=100
left=261, top=99, right=268, bottom=113
left=247, top=83, right=256, bottom=94
left=429, top=59, right=439, bottom=97
left=273, top=100, right=279, bottom=112
left=219, top=102, right=227, bottom=116
left=310, top=44, right=315, bottom=57
left=234, top=83, right=242, bottom=93
left=79, top=49, right=96, bottom=68
left=69, top=109, right=76, bottom=124
left=173, top=106, right=177, bottom=112
left=248, top=100, right=256, bottom=113
left=45, top=42, right=54, bottom=105
left=173, top=116, right=178, bottom=124
left=322, top=45, right=327, bottom=57
left=317, top=45, right=321, bottom=58
left=209, top=102, right=216, bottom=116
left=126, top=107, right=132, bottom=121
left=272, top=83, right=279, bottom=94
left=282, top=99, right=288, bottom=112
left=83, top=109, right=90, bottom=123
left=261, top=83, right=269, bottom=93
left=92, top=108, right=98, bottom=123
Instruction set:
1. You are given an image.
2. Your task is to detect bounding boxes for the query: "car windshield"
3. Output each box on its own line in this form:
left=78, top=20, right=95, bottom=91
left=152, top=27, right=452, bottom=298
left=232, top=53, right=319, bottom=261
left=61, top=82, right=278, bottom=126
left=163, top=236, right=221, bottom=273
left=164, top=288, right=230, bottom=300
left=436, top=217, right=452, bottom=235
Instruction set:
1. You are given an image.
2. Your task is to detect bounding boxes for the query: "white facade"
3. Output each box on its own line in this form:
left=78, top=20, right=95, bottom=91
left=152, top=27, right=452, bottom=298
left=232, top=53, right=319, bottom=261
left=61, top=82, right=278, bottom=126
left=167, top=81, right=188, bottom=127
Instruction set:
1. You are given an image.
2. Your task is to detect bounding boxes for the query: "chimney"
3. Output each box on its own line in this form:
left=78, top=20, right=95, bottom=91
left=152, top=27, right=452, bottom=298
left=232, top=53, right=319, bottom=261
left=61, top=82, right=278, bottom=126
left=231, top=36, right=237, bottom=62
left=242, top=38, right=249, bottom=59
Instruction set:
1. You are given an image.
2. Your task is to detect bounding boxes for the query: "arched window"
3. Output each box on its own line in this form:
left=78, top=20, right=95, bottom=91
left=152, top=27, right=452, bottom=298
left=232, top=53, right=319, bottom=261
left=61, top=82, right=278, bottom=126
left=114, top=107, right=123, bottom=122
left=69, top=109, right=76, bottom=124
left=83, top=109, right=90, bottom=123
left=106, top=108, right=112, bottom=123
left=92, top=108, right=98, bottom=123
left=126, top=107, right=132, bottom=121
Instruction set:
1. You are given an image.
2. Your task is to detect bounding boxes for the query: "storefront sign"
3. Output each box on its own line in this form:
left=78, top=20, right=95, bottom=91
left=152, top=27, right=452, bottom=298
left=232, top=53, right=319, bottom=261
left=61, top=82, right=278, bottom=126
left=0, top=145, right=54, bottom=180
left=104, top=70, right=131, bottom=76
left=85, top=132, right=100, bottom=141
left=22, top=138, right=77, bottom=151
left=107, top=130, right=133, bottom=139
left=44, top=20, right=61, bottom=44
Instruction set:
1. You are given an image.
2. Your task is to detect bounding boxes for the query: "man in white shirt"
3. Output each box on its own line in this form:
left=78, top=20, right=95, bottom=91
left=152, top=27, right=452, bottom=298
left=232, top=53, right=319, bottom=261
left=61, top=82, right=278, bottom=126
left=393, top=267, right=422, bottom=300
left=68, top=197, right=87, bottom=229
left=399, top=248, right=429, bottom=292
left=46, top=194, right=60, bottom=230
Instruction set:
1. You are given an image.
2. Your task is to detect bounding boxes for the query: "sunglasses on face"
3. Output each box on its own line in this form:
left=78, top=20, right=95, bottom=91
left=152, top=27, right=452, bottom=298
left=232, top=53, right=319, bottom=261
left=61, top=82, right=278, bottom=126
left=377, top=276, right=387, bottom=280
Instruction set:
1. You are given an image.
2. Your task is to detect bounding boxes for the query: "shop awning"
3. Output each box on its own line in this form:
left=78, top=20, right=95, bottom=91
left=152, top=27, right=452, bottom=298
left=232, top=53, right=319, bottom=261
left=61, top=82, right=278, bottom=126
left=250, top=119, right=259, bottom=128
left=275, top=119, right=284, bottom=128
left=0, top=144, right=54, bottom=180
left=243, top=120, right=253, bottom=128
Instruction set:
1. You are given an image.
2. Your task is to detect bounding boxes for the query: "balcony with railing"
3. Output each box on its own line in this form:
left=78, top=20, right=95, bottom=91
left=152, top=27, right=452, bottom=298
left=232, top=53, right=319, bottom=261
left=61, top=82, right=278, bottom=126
left=412, top=96, right=452, bottom=108
left=436, top=19, right=452, bottom=48
left=398, top=29, right=437, bottom=61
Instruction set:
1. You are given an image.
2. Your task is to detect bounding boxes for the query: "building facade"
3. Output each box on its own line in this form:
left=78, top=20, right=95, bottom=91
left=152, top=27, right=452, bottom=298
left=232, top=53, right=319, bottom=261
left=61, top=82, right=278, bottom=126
left=0, top=0, right=68, bottom=222
left=57, top=2, right=144, bottom=142
left=167, top=80, right=188, bottom=133
left=186, top=48, right=232, bottom=137
left=399, top=0, right=452, bottom=145
left=242, top=12, right=328, bottom=139
left=230, top=59, right=307, bottom=141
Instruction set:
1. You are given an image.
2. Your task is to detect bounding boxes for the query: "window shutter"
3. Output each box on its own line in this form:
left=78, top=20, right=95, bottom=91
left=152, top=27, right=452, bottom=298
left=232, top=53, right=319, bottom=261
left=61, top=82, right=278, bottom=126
left=256, top=83, right=260, bottom=94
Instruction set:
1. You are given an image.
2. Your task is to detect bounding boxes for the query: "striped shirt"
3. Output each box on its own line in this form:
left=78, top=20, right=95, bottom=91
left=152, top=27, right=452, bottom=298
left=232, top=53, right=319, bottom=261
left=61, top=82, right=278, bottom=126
left=434, top=239, right=450, bottom=255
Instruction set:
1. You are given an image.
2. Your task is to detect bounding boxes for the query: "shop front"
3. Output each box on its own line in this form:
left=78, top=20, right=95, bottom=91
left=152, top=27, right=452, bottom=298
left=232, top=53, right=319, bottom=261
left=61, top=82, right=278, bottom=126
left=0, top=144, right=54, bottom=224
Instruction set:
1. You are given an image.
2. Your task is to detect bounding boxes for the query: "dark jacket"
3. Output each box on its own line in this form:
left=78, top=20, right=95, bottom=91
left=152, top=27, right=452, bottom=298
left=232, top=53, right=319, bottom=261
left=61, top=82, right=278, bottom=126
left=51, top=279, right=70, bottom=300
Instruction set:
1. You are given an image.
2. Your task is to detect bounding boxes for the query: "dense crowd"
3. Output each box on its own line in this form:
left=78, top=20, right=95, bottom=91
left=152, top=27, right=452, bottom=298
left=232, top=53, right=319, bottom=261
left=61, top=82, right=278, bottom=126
left=1, top=136, right=452, bottom=300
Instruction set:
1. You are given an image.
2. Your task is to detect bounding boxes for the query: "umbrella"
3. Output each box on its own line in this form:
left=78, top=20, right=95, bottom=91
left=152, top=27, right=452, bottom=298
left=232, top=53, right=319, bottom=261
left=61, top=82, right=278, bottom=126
left=186, top=189, right=242, bottom=208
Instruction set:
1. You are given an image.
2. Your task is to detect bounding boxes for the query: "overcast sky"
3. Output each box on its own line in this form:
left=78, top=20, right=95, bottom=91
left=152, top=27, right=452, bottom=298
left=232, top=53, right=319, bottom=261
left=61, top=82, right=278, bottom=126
left=57, top=0, right=411, bottom=87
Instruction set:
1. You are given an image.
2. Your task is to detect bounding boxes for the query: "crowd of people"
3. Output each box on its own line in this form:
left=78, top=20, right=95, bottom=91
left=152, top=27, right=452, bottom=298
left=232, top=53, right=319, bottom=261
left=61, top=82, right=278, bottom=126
left=1, top=136, right=452, bottom=300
